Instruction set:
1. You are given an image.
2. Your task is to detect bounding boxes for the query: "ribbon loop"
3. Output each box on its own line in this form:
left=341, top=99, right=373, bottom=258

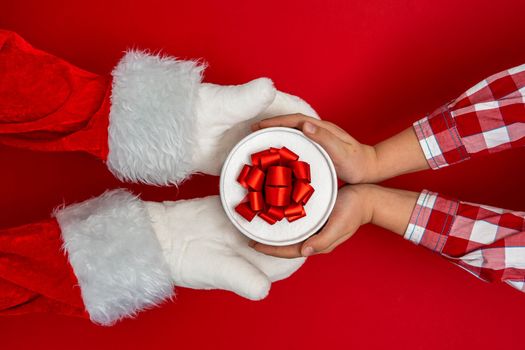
left=266, top=166, right=292, bottom=186
left=248, top=191, right=264, bottom=211
left=235, top=202, right=257, bottom=221
left=266, top=206, right=285, bottom=221
left=278, top=147, right=299, bottom=164
left=245, top=167, right=265, bottom=191
left=260, top=153, right=281, bottom=170
left=237, top=164, right=251, bottom=188
left=265, top=186, right=291, bottom=206
left=251, top=150, right=269, bottom=167
left=290, top=161, right=311, bottom=182
left=258, top=211, right=277, bottom=225
left=284, top=203, right=304, bottom=217
left=292, top=180, right=315, bottom=204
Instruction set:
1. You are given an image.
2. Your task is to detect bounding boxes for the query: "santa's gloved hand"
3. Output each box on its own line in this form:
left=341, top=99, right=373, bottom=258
left=192, top=81, right=320, bottom=176
left=55, top=190, right=305, bottom=324
left=108, top=51, right=319, bottom=184
left=145, top=195, right=305, bottom=300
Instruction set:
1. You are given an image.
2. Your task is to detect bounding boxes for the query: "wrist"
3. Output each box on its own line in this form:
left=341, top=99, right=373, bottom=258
left=370, top=127, right=430, bottom=182
left=349, top=184, right=379, bottom=225
left=364, top=185, right=419, bottom=236
left=370, top=143, right=388, bottom=182
left=359, top=144, right=380, bottom=183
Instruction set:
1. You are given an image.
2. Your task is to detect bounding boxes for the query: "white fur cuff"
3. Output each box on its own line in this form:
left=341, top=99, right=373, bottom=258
left=107, top=51, right=204, bottom=185
left=55, top=190, right=174, bottom=326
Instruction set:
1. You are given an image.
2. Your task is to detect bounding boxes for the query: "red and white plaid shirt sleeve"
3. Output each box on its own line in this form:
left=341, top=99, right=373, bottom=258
left=413, top=63, right=525, bottom=169
left=405, top=191, right=525, bottom=292
left=406, top=64, right=525, bottom=292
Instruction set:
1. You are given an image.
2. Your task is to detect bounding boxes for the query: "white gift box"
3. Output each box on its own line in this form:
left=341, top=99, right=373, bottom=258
left=220, top=127, right=338, bottom=246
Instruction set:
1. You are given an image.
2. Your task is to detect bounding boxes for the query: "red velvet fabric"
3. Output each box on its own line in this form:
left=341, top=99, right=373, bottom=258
left=0, top=30, right=111, bottom=160
left=0, top=218, right=86, bottom=318
left=0, top=30, right=112, bottom=319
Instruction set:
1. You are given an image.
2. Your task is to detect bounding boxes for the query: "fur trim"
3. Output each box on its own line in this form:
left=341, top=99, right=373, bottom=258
left=55, top=190, right=174, bottom=326
left=107, top=51, right=204, bottom=185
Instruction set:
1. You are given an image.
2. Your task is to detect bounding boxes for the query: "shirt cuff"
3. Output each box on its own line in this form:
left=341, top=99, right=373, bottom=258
left=413, top=105, right=470, bottom=169
left=506, top=280, right=525, bottom=293
left=404, top=190, right=459, bottom=253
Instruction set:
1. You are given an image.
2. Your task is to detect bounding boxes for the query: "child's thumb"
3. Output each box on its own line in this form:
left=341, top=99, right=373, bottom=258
left=302, top=122, right=344, bottom=162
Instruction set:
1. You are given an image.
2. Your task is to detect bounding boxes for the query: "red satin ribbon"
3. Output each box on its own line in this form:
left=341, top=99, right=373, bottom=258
left=248, top=191, right=264, bottom=211
left=235, top=146, right=315, bottom=224
left=265, top=186, right=291, bottom=206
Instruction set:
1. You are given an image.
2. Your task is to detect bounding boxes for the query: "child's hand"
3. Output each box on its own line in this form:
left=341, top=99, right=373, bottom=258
left=251, top=114, right=378, bottom=183
left=252, top=184, right=418, bottom=258
left=252, top=185, right=374, bottom=258
left=252, top=113, right=429, bottom=183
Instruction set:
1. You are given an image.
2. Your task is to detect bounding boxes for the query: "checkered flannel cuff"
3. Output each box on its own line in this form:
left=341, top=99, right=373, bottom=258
left=507, top=280, right=525, bottom=293
left=413, top=106, right=469, bottom=170
left=404, top=190, right=459, bottom=253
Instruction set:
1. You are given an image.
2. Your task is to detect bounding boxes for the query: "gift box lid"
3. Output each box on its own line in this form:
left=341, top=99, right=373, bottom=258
left=220, top=127, right=338, bottom=246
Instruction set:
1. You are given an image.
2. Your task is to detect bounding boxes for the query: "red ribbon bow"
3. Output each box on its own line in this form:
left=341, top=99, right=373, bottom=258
left=234, top=147, right=315, bottom=224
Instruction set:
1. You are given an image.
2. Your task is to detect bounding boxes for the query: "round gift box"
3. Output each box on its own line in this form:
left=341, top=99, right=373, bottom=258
left=220, top=127, right=338, bottom=246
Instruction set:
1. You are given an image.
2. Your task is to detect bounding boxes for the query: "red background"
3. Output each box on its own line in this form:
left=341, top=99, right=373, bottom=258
left=2, top=0, right=525, bottom=349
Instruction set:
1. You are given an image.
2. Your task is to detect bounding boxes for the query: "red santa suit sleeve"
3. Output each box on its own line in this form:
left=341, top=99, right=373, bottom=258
left=0, top=30, right=204, bottom=185
left=0, top=219, right=87, bottom=318
left=0, top=31, right=203, bottom=324
left=1, top=190, right=174, bottom=326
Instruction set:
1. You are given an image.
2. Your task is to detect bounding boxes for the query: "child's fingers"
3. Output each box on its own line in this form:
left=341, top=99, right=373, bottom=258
left=252, top=242, right=304, bottom=258
left=300, top=225, right=344, bottom=256
left=300, top=196, right=351, bottom=256
left=253, top=114, right=352, bottom=142
left=318, top=231, right=354, bottom=254
left=251, top=113, right=312, bottom=130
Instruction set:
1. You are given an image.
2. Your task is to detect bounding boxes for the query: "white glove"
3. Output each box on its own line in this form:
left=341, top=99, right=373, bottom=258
left=192, top=79, right=320, bottom=175
left=145, top=196, right=305, bottom=300
left=108, top=52, right=319, bottom=185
